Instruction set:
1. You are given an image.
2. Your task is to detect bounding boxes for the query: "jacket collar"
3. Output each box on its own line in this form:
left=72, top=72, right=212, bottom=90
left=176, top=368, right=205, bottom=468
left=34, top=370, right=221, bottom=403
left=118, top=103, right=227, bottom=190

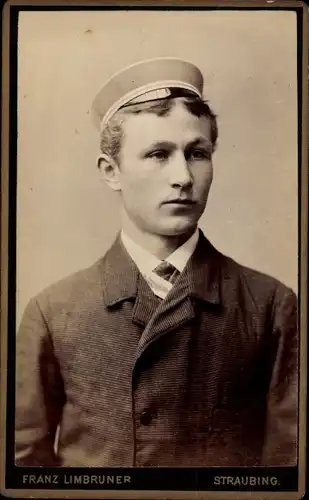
left=100, top=230, right=221, bottom=307
left=100, top=236, right=139, bottom=306
left=185, top=230, right=221, bottom=304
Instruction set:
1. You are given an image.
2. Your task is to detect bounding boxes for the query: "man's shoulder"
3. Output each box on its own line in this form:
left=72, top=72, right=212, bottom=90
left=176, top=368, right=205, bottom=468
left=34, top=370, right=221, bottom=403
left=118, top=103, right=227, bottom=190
left=219, top=250, right=296, bottom=303
left=200, top=233, right=292, bottom=295
left=34, top=258, right=105, bottom=312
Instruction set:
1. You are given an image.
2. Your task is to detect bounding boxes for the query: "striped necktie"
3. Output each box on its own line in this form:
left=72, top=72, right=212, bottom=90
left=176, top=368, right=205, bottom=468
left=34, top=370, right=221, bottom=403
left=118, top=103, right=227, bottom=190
left=153, top=261, right=181, bottom=285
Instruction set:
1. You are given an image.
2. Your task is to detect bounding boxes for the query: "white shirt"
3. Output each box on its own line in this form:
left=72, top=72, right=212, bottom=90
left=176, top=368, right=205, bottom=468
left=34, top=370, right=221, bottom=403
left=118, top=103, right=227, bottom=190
left=121, top=229, right=199, bottom=299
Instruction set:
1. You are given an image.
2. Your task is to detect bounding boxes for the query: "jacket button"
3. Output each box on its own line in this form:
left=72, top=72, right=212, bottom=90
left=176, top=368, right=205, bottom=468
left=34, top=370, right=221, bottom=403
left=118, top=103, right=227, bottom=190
left=140, top=411, right=152, bottom=426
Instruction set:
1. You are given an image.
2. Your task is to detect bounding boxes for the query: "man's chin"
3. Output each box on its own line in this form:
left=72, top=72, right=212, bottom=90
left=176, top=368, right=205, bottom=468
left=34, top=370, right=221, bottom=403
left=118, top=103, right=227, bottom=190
left=156, top=220, right=198, bottom=238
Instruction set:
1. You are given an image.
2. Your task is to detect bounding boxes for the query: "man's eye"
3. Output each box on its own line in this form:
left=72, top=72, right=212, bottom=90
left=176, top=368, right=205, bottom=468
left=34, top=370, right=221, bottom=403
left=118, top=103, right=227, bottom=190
left=190, top=149, right=209, bottom=160
left=148, top=150, right=169, bottom=160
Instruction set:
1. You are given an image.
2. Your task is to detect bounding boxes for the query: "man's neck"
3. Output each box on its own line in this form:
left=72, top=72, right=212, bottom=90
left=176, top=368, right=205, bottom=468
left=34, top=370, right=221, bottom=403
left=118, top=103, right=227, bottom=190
left=121, top=217, right=197, bottom=260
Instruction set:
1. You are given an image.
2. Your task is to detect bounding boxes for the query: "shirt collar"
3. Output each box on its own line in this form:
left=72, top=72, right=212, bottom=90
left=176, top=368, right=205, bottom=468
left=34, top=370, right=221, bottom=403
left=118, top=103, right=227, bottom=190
left=101, top=230, right=221, bottom=307
left=121, top=228, right=199, bottom=276
left=166, top=228, right=199, bottom=272
left=120, top=231, right=160, bottom=278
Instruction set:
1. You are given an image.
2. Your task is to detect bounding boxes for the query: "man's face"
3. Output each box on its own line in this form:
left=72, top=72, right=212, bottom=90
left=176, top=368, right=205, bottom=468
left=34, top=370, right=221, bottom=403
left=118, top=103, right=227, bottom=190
left=117, top=100, right=214, bottom=237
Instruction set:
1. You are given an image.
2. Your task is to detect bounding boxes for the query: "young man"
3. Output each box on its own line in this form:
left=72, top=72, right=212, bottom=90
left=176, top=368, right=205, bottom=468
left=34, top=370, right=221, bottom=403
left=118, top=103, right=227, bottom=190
left=15, top=58, right=298, bottom=467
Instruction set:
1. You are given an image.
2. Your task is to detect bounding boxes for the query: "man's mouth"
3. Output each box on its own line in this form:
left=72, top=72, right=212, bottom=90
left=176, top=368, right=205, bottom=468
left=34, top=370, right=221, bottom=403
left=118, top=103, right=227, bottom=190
left=164, top=199, right=196, bottom=205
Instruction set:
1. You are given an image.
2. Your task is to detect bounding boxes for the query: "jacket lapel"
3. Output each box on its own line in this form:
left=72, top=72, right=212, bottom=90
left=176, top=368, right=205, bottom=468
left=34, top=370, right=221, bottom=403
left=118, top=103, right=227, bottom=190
left=100, top=235, right=161, bottom=327
left=100, top=231, right=223, bottom=359
left=135, top=230, right=222, bottom=359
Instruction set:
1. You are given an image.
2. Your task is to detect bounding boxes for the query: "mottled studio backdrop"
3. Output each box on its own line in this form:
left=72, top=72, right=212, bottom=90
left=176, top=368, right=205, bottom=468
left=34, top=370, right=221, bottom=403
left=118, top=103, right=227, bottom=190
left=17, top=10, right=298, bottom=324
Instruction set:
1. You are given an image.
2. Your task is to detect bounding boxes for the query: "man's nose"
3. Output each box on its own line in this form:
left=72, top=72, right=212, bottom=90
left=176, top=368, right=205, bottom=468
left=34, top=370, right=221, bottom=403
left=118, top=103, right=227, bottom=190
left=168, top=151, right=193, bottom=188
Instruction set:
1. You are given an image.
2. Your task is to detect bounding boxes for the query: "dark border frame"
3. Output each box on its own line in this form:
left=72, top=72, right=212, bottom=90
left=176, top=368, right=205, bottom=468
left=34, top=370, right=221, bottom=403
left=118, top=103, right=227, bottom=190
left=1, top=2, right=307, bottom=498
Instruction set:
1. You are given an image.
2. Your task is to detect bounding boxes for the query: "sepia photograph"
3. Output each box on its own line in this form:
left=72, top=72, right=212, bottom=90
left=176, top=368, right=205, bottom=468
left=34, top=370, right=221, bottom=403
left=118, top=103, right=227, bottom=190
left=1, top=1, right=307, bottom=498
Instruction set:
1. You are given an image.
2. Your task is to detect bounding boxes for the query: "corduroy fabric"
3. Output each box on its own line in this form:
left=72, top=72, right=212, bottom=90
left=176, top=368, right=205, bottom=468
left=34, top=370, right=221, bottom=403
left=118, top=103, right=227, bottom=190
left=15, top=231, right=298, bottom=467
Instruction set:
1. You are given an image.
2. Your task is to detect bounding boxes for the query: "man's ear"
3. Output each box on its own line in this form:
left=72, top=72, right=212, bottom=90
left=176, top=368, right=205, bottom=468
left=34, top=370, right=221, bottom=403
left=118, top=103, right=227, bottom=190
left=97, top=154, right=121, bottom=192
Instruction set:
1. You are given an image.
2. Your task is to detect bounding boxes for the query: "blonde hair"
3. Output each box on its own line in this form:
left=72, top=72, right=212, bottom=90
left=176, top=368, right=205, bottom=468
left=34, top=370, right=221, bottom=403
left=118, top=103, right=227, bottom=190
left=99, top=93, right=218, bottom=164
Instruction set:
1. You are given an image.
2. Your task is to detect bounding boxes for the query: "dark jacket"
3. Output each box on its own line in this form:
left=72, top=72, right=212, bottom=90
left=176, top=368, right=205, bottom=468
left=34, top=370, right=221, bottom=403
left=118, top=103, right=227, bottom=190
left=15, top=232, right=298, bottom=467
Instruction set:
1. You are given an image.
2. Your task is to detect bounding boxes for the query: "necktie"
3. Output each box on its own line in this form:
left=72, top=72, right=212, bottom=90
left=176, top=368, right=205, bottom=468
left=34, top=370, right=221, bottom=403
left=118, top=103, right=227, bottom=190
left=152, top=261, right=180, bottom=284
